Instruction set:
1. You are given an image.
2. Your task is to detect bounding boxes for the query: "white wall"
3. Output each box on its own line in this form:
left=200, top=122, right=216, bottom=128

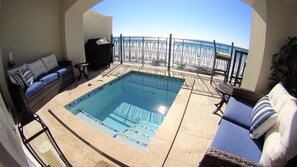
left=242, top=0, right=297, bottom=93
left=0, top=0, right=62, bottom=69
left=256, top=0, right=297, bottom=93
left=241, top=0, right=267, bottom=91
left=0, top=1, right=29, bottom=166
left=64, top=0, right=102, bottom=65
left=83, top=9, right=112, bottom=43
left=0, top=93, right=29, bottom=167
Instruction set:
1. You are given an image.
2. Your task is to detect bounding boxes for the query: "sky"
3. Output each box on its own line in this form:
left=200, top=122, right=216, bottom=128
left=92, top=0, right=252, bottom=49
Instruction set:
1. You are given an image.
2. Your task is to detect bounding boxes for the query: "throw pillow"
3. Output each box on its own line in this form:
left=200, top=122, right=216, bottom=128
left=9, top=72, right=26, bottom=89
left=27, top=59, right=47, bottom=79
left=6, top=64, right=27, bottom=77
left=250, top=96, right=278, bottom=139
left=41, top=53, right=58, bottom=72
left=19, top=68, right=34, bottom=86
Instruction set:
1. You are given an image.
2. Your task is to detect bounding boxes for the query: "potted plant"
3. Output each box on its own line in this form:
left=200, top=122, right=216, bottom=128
left=268, top=37, right=297, bottom=97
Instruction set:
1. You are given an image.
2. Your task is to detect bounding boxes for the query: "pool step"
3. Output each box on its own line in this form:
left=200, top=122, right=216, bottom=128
left=77, top=110, right=160, bottom=150
left=113, top=122, right=160, bottom=149
left=138, top=121, right=159, bottom=130
left=113, top=133, right=148, bottom=150
left=76, top=110, right=119, bottom=136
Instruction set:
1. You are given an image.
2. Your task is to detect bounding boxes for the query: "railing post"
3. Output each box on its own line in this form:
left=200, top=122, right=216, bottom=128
left=167, top=34, right=172, bottom=71
left=165, top=38, right=168, bottom=64
left=129, top=37, right=131, bottom=62
left=182, top=39, right=185, bottom=65
left=111, top=34, right=114, bottom=63
left=142, top=37, right=144, bottom=67
left=120, top=34, right=123, bottom=64
left=157, top=37, right=160, bottom=64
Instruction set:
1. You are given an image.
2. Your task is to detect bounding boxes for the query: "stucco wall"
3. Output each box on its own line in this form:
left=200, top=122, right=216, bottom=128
left=83, top=9, right=112, bottom=43
left=256, top=0, right=297, bottom=93
left=64, top=0, right=102, bottom=65
left=242, top=0, right=297, bottom=94
left=0, top=1, right=29, bottom=165
left=0, top=0, right=62, bottom=70
left=241, top=0, right=267, bottom=91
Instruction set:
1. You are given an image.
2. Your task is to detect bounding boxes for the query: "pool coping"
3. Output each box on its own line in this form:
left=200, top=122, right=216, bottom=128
left=49, top=71, right=191, bottom=166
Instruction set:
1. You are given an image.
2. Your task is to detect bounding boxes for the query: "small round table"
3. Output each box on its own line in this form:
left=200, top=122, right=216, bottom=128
left=213, top=83, right=234, bottom=114
left=74, top=63, right=89, bottom=81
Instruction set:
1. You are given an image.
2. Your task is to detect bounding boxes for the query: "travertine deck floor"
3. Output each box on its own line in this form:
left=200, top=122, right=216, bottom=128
left=27, top=63, right=226, bottom=167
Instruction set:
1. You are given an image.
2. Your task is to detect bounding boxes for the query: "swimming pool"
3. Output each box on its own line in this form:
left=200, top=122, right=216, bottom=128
left=65, top=71, right=184, bottom=149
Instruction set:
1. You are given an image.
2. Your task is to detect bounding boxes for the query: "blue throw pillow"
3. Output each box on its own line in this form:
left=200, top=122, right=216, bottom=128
left=250, top=96, right=278, bottom=139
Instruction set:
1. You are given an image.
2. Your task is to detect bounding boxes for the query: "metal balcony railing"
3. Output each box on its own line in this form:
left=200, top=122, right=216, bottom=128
left=111, top=35, right=248, bottom=83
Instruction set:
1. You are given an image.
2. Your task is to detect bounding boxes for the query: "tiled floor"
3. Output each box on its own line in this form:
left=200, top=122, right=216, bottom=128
left=26, top=63, right=227, bottom=167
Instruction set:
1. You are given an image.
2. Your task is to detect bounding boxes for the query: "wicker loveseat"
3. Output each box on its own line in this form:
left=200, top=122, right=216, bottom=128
left=7, top=53, right=74, bottom=113
left=200, top=83, right=297, bottom=167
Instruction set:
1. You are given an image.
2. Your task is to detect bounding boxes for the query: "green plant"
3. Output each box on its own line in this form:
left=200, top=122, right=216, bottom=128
left=268, top=37, right=297, bottom=97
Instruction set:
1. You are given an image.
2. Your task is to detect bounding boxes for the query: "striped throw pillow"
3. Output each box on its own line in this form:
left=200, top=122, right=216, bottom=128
left=9, top=72, right=26, bottom=89
left=250, top=96, right=278, bottom=139
left=19, top=68, right=34, bottom=86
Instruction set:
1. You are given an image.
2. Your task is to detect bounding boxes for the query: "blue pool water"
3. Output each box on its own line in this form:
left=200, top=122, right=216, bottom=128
left=65, top=71, right=184, bottom=149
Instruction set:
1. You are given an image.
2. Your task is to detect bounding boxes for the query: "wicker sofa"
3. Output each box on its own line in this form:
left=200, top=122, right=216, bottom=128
left=200, top=83, right=297, bottom=167
left=7, top=53, right=74, bottom=113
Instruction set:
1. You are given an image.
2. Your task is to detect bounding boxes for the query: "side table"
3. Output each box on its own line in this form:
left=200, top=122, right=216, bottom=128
left=74, top=63, right=89, bottom=81
left=213, top=83, right=234, bottom=114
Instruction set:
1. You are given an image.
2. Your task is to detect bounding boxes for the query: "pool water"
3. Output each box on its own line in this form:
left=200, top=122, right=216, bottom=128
left=65, top=71, right=184, bottom=149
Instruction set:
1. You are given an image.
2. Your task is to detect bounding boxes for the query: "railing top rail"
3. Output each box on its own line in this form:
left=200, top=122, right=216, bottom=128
left=113, top=36, right=248, bottom=51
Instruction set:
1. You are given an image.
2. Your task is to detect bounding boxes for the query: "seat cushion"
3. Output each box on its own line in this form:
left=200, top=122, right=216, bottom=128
left=35, top=73, right=58, bottom=86
left=24, top=81, right=44, bottom=99
left=222, top=97, right=253, bottom=129
left=216, top=52, right=231, bottom=59
left=49, top=66, right=72, bottom=77
left=211, top=119, right=264, bottom=163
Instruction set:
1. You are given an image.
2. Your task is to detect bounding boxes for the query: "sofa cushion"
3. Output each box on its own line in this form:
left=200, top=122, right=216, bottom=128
left=268, top=82, right=296, bottom=114
left=49, top=66, right=72, bottom=77
left=260, top=100, right=297, bottom=166
left=35, top=73, right=59, bottom=87
left=250, top=96, right=278, bottom=139
left=211, top=119, right=263, bottom=163
left=24, top=81, right=44, bottom=99
left=222, top=97, right=253, bottom=129
left=41, top=53, right=59, bottom=72
left=27, top=59, right=47, bottom=79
